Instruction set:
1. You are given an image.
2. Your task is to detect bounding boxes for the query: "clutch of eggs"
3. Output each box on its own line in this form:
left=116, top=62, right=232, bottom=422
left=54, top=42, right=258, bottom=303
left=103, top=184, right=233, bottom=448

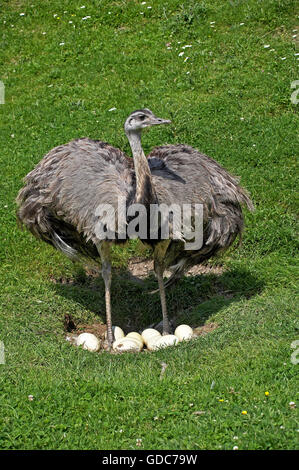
left=70, top=324, right=194, bottom=353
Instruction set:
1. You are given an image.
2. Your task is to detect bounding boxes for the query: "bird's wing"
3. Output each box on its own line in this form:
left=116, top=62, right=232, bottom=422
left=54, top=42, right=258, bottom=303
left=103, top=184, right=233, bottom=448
left=17, top=138, right=135, bottom=244
left=148, top=144, right=253, bottom=211
left=148, top=144, right=254, bottom=253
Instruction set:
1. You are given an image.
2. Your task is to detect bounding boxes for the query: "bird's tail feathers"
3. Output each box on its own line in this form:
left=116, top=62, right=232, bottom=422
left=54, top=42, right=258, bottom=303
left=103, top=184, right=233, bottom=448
left=52, top=231, right=80, bottom=261
left=238, top=186, right=255, bottom=212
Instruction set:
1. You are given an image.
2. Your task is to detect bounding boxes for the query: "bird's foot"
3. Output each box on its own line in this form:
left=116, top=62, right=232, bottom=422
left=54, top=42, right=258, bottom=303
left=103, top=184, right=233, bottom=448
left=146, top=318, right=175, bottom=334
left=162, top=319, right=171, bottom=336
left=162, top=329, right=171, bottom=336
left=102, top=338, right=114, bottom=352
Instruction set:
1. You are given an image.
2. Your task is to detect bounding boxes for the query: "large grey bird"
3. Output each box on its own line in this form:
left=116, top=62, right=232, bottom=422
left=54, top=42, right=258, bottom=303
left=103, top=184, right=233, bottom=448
left=16, top=108, right=253, bottom=347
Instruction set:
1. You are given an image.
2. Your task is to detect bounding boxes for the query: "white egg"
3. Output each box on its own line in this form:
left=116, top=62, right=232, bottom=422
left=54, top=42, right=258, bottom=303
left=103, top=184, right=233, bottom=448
left=113, top=337, right=143, bottom=353
left=126, top=332, right=144, bottom=345
left=104, top=326, right=125, bottom=341
left=174, top=324, right=193, bottom=342
left=146, top=335, right=161, bottom=351
left=141, top=328, right=161, bottom=346
left=113, top=326, right=125, bottom=340
left=76, top=333, right=101, bottom=352
left=149, top=334, right=179, bottom=351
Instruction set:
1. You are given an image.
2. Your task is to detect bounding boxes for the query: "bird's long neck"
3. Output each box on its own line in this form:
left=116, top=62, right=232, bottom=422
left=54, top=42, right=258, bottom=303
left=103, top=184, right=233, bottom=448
left=126, top=130, right=157, bottom=206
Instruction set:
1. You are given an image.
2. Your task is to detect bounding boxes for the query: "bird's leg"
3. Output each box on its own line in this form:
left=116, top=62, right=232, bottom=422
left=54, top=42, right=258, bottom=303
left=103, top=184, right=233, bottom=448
left=155, top=262, right=170, bottom=335
left=154, top=240, right=171, bottom=335
left=97, top=241, right=113, bottom=349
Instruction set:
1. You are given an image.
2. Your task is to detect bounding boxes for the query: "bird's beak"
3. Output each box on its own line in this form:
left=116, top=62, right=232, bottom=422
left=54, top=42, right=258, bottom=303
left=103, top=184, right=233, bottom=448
left=150, top=116, right=172, bottom=126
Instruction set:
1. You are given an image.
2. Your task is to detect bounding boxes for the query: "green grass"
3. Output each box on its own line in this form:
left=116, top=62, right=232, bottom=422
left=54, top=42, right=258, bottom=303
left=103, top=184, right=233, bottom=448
left=0, top=0, right=298, bottom=450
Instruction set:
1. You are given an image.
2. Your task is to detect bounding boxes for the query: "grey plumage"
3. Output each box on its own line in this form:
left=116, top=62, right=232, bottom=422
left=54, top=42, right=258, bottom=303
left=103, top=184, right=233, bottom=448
left=16, top=108, right=253, bottom=345
left=147, top=144, right=253, bottom=287
left=17, top=139, right=134, bottom=254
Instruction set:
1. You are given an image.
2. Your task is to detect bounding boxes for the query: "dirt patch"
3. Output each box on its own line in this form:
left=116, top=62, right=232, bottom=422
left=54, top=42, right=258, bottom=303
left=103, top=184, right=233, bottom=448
left=63, top=314, right=107, bottom=340
left=127, top=257, right=154, bottom=279
left=193, top=322, right=219, bottom=337
left=75, top=322, right=107, bottom=339
left=127, top=257, right=225, bottom=279
left=50, top=275, right=75, bottom=285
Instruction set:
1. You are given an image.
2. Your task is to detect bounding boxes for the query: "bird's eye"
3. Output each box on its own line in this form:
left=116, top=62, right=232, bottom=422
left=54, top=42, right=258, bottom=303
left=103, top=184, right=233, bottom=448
left=139, top=115, right=146, bottom=121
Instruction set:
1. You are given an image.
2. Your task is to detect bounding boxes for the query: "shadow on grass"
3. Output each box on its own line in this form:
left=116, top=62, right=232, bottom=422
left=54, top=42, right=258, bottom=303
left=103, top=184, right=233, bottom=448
left=51, top=265, right=264, bottom=332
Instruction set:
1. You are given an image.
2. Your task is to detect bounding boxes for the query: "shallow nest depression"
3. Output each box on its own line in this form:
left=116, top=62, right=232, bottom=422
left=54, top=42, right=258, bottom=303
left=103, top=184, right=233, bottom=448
left=60, top=257, right=220, bottom=353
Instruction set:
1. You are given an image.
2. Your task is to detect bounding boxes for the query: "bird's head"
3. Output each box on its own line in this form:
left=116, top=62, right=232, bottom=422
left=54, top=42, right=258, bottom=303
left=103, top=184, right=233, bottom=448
left=124, top=108, right=171, bottom=134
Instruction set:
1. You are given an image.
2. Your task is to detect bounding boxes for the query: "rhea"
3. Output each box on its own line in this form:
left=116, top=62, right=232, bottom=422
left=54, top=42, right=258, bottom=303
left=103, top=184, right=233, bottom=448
left=17, top=109, right=253, bottom=347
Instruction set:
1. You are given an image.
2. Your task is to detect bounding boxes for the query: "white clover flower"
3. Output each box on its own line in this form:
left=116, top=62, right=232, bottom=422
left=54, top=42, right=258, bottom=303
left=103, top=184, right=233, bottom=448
left=178, top=51, right=184, bottom=56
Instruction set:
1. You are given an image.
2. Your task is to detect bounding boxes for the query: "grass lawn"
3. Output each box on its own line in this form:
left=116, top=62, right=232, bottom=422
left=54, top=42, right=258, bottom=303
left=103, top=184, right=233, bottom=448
left=0, top=0, right=298, bottom=450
